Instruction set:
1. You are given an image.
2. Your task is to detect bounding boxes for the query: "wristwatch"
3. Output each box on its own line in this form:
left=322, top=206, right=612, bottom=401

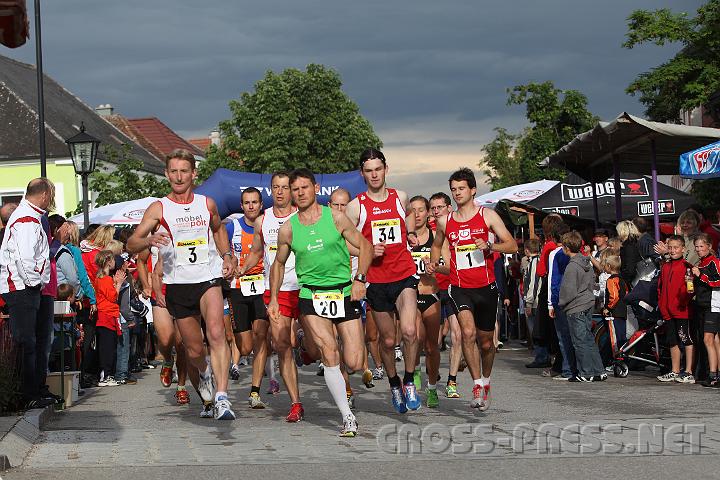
left=485, top=241, right=494, bottom=251
left=354, top=273, right=367, bottom=283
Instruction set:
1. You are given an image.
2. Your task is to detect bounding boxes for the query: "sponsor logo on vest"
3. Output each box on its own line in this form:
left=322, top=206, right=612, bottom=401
left=637, top=199, right=675, bottom=217
left=175, top=214, right=207, bottom=228
left=307, top=239, right=324, bottom=252
left=542, top=206, right=579, bottom=216
left=372, top=206, right=392, bottom=215
left=560, top=178, right=648, bottom=202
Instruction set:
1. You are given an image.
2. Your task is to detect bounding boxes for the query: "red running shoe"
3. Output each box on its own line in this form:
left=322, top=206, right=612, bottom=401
left=286, top=402, right=304, bottom=422
left=175, top=389, right=190, bottom=405
left=160, top=365, right=173, bottom=388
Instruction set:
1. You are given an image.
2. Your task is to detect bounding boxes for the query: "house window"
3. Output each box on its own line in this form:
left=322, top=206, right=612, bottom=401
left=1, top=193, right=23, bottom=206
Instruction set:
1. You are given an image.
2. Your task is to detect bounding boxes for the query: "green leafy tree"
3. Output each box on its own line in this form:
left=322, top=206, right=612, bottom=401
left=480, top=81, right=598, bottom=190
left=197, top=144, right=240, bottom=182
left=210, top=64, right=382, bottom=176
left=624, top=1, right=720, bottom=122
left=67, top=145, right=169, bottom=216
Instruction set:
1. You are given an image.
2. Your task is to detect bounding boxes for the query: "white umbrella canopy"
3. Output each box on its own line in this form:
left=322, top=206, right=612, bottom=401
left=473, top=180, right=559, bottom=208
left=68, top=197, right=159, bottom=228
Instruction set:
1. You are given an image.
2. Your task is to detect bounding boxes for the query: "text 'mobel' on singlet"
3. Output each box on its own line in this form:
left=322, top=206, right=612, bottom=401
left=158, top=194, right=222, bottom=284
left=261, top=207, right=299, bottom=291
left=446, top=207, right=496, bottom=288
left=357, top=188, right=416, bottom=284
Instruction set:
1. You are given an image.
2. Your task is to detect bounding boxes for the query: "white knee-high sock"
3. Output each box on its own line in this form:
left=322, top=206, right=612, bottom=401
left=266, top=355, right=276, bottom=381
left=324, top=364, right=353, bottom=418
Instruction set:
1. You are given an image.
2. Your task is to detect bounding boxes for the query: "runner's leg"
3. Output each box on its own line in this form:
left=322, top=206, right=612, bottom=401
left=199, top=286, right=231, bottom=395
left=270, top=314, right=300, bottom=403
left=457, top=311, right=481, bottom=381
left=396, top=287, right=420, bottom=381
left=422, top=303, right=441, bottom=387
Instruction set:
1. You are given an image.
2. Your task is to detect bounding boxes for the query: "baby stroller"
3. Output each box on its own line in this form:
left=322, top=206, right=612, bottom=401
left=594, top=268, right=670, bottom=377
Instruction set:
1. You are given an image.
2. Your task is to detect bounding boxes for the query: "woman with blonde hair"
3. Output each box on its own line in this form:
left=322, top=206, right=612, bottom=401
left=81, top=225, right=116, bottom=281
left=616, top=220, right=642, bottom=285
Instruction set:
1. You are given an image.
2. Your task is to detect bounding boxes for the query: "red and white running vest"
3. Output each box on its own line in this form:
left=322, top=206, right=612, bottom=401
left=260, top=207, right=298, bottom=291
left=357, top=188, right=416, bottom=284
left=446, top=207, right=496, bottom=288
left=157, top=194, right=222, bottom=284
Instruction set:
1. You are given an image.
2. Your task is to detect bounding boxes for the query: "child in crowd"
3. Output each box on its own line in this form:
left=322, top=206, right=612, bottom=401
left=115, top=256, right=137, bottom=385
left=94, top=250, right=126, bottom=387
left=657, top=235, right=695, bottom=384
left=692, top=233, right=720, bottom=387
left=523, top=238, right=544, bottom=367
left=548, top=223, right=577, bottom=380
left=602, top=255, right=629, bottom=351
left=559, top=231, right=607, bottom=382
left=51, top=283, right=81, bottom=370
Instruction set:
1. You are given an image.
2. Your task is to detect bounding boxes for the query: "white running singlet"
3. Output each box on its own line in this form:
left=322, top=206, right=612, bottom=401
left=261, top=207, right=299, bottom=291
left=157, top=194, right=222, bottom=284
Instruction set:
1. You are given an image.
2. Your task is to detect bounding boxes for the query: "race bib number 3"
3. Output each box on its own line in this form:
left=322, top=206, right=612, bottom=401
left=371, top=219, right=401, bottom=245
left=412, top=251, right=428, bottom=275
left=176, top=238, right=209, bottom=266
left=240, top=274, right=264, bottom=296
left=455, top=244, right=485, bottom=270
left=312, top=291, right=345, bottom=319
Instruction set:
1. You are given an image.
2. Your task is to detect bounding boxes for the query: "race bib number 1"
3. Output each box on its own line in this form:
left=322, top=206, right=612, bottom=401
left=371, top=219, right=401, bottom=245
left=176, top=238, right=209, bottom=266
left=455, top=244, right=485, bottom=270
left=312, top=291, right=345, bottom=319
left=412, top=251, right=428, bottom=275
left=240, top=274, right=264, bottom=296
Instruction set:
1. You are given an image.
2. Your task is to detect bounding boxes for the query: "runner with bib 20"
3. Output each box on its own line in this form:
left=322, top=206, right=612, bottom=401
left=269, top=169, right=372, bottom=437
left=428, top=168, right=518, bottom=412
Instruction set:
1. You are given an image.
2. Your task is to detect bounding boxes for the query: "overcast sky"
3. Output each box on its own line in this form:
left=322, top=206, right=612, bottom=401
left=5, top=0, right=700, bottom=196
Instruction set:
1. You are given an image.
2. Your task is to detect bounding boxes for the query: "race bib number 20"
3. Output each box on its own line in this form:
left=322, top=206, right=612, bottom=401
left=371, top=219, right=401, bottom=245
left=312, top=291, right=345, bottom=319
left=176, top=238, right=209, bottom=266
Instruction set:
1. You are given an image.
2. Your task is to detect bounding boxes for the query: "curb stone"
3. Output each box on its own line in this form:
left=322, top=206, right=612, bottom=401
left=0, top=405, right=55, bottom=471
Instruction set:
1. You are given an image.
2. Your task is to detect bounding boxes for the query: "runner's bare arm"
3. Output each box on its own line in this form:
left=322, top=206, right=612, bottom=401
left=207, top=198, right=236, bottom=279
left=151, top=254, right=166, bottom=308
left=344, top=197, right=361, bottom=226
left=269, top=222, right=292, bottom=302
left=237, top=214, right=264, bottom=276
left=483, top=208, right=518, bottom=255
left=428, top=215, right=447, bottom=274
left=136, top=249, right=152, bottom=297
left=435, top=239, right=451, bottom=276
left=127, top=202, right=166, bottom=253
left=333, top=210, right=369, bottom=301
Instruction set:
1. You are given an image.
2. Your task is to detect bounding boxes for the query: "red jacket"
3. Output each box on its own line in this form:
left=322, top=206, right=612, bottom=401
left=657, top=257, right=692, bottom=320
left=94, top=275, right=120, bottom=335
left=537, top=241, right=557, bottom=278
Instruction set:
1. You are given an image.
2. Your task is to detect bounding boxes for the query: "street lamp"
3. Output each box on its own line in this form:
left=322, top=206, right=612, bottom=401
left=65, top=122, right=100, bottom=231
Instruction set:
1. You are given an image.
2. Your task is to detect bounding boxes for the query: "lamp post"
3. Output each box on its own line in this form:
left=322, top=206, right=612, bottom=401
left=65, top=123, right=100, bottom=230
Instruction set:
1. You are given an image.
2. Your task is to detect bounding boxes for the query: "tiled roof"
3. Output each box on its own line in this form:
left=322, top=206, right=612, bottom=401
left=0, top=53, right=165, bottom=175
left=188, top=137, right=211, bottom=152
left=127, top=117, right=204, bottom=159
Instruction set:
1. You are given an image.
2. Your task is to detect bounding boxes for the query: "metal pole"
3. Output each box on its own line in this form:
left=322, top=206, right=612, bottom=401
left=591, top=170, right=600, bottom=228
left=82, top=173, right=89, bottom=230
left=650, top=140, right=661, bottom=241
left=34, top=0, right=47, bottom=178
left=59, top=314, right=65, bottom=410
left=613, top=154, right=622, bottom=222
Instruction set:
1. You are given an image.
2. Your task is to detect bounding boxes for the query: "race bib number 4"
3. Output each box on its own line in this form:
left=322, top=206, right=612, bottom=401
left=455, top=244, right=485, bottom=270
left=176, top=238, right=209, bottom=266
left=412, top=251, right=428, bottom=275
left=312, top=291, right=345, bottom=319
left=240, top=274, right=264, bottom=296
left=371, top=219, right=401, bottom=245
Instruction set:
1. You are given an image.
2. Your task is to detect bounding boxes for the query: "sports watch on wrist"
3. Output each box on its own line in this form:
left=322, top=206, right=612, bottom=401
left=354, top=273, right=367, bottom=283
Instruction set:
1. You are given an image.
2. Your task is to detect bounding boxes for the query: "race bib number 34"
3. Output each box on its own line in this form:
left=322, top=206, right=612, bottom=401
left=312, top=291, right=345, bottom=319
left=240, top=274, right=264, bottom=296
left=176, top=238, right=209, bottom=266
left=455, top=244, right=485, bottom=270
left=371, top=219, right=401, bottom=245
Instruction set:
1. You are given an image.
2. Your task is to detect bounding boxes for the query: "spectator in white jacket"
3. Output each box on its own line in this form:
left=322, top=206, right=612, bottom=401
left=0, top=178, right=56, bottom=409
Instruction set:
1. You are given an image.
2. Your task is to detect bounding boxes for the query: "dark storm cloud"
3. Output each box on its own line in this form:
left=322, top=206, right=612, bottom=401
left=6, top=0, right=701, bottom=141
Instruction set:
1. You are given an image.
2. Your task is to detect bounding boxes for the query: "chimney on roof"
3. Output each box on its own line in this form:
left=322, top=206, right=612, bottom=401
left=209, top=130, right=221, bottom=146
left=95, top=104, right=114, bottom=117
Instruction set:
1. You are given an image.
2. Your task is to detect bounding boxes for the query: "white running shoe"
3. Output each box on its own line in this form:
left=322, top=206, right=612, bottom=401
left=372, top=366, right=385, bottom=380
left=214, top=396, right=236, bottom=420
left=98, top=376, right=119, bottom=387
left=200, top=402, right=214, bottom=418
left=198, top=367, right=215, bottom=402
left=339, top=414, right=358, bottom=437
left=470, top=384, right=482, bottom=408
left=248, top=392, right=267, bottom=409
left=479, top=384, right=492, bottom=411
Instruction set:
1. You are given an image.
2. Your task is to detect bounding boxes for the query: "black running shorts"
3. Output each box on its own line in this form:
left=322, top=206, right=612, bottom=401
left=366, top=275, right=418, bottom=313
left=228, top=288, right=267, bottom=333
left=298, top=296, right=362, bottom=324
left=165, top=278, right=221, bottom=319
left=417, top=293, right=439, bottom=314
left=448, top=283, right=498, bottom=331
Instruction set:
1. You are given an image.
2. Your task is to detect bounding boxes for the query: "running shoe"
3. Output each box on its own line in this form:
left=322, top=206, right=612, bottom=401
left=175, top=388, right=190, bottom=405
left=316, top=363, right=325, bottom=377
left=403, top=382, right=421, bottom=410
left=470, top=384, right=482, bottom=408
left=426, top=387, right=439, bottom=408
left=172, top=371, right=178, bottom=384
left=593, top=373, right=608, bottom=382
left=267, top=378, right=280, bottom=395
left=214, top=396, right=236, bottom=420
left=394, top=346, right=403, bottom=362
left=200, top=402, right=214, bottom=418
left=372, top=366, right=385, bottom=380
left=446, top=381, right=460, bottom=398
left=160, top=365, right=173, bottom=388
left=248, top=392, right=267, bottom=409
left=479, top=384, right=491, bottom=411
left=286, top=402, right=304, bottom=422
left=675, top=372, right=695, bottom=384
left=362, top=369, right=375, bottom=388
left=657, top=371, right=679, bottom=382
left=413, top=369, right=421, bottom=392
left=339, top=414, right=358, bottom=437
left=391, top=386, right=408, bottom=414
left=98, top=376, right=119, bottom=387
left=238, top=356, right=249, bottom=366
left=347, top=393, right=356, bottom=410
left=230, top=364, right=241, bottom=381
left=198, top=368, right=215, bottom=403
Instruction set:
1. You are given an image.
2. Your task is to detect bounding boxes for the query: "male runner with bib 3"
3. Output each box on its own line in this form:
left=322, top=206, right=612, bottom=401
left=428, top=168, right=517, bottom=412
left=269, top=169, right=371, bottom=436
left=345, top=148, right=421, bottom=414
left=128, top=149, right=237, bottom=420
